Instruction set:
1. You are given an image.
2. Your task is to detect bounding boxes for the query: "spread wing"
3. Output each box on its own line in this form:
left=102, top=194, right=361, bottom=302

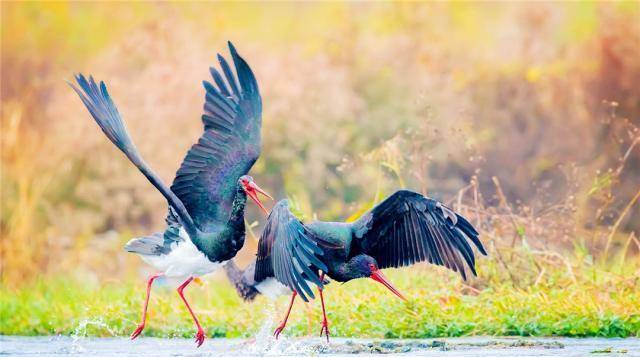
left=255, top=200, right=328, bottom=302
left=170, top=42, right=262, bottom=232
left=352, top=190, right=486, bottom=280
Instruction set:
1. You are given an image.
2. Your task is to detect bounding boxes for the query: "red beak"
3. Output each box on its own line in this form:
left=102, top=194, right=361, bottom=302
left=246, top=181, right=273, bottom=215
left=370, top=268, right=406, bottom=301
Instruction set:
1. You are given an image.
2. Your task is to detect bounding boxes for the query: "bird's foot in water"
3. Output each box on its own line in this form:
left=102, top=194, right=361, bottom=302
left=273, top=323, right=286, bottom=340
left=194, top=328, right=205, bottom=347
left=319, top=321, right=330, bottom=343
left=130, top=324, right=145, bottom=340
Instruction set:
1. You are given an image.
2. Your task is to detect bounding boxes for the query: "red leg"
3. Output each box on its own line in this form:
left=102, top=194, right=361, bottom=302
left=177, top=277, right=206, bottom=347
left=318, top=273, right=330, bottom=342
left=274, top=291, right=297, bottom=339
left=131, top=273, right=163, bottom=340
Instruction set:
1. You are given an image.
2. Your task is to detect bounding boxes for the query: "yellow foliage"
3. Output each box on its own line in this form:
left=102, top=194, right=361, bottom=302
left=1, top=2, right=639, bottom=285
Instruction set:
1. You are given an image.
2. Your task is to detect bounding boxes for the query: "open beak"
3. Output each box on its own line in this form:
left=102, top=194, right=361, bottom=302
left=370, top=268, right=406, bottom=301
left=246, top=181, right=273, bottom=215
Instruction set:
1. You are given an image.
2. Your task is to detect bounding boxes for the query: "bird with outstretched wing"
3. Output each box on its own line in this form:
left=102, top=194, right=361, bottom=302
left=70, top=42, right=271, bottom=347
left=225, top=190, right=486, bottom=341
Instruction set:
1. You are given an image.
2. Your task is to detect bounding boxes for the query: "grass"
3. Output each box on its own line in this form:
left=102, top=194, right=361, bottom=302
left=2, top=259, right=638, bottom=339
left=1, top=2, right=639, bottom=341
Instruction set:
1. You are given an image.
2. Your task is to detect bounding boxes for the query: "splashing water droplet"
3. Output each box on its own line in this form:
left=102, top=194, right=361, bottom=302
left=67, top=318, right=116, bottom=354
left=237, top=301, right=326, bottom=355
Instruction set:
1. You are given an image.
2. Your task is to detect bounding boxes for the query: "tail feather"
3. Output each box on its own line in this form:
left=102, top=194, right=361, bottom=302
left=124, top=232, right=169, bottom=256
left=223, top=260, right=260, bottom=302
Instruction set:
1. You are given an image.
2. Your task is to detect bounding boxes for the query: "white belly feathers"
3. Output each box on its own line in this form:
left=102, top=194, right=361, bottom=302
left=255, top=277, right=321, bottom=300
left=254, top=278, right=291, bottom=299
left=139, top=228, right=222, bottom=278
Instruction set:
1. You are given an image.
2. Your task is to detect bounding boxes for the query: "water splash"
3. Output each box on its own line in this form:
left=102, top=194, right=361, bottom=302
left=65, top=317, right=116, bottom=354
left=238, top=301, right=327, bottom=356
left=242, top=300, right=277, bottom=353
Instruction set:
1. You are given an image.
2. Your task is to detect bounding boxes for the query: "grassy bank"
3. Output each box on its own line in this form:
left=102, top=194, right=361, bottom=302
left=2, top=260, right=638, bottom=339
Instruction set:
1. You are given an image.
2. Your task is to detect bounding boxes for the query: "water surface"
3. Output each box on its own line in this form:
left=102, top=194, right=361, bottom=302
left=1, top=336, right=638, bottom=356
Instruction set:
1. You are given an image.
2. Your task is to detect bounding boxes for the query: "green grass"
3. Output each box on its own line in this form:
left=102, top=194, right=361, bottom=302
left=2, top=263, right=638, bottom=338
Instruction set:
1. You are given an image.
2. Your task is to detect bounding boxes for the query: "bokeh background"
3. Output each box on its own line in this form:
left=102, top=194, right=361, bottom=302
left=1, top=2, right=639, bottom=338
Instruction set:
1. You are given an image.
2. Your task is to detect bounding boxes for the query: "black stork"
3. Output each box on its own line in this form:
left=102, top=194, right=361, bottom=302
left=225, top=190, right=486, bottom=341
left=69, top=42, right=271, bottom=347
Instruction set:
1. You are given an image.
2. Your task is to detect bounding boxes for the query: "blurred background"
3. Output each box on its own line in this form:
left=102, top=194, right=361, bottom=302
left=1, top=2, right=639, bottom=289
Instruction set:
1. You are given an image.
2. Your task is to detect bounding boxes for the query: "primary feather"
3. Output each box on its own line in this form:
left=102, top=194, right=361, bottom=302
left=352, top=190, right=486, bottom=280
left=255, top=200, right=329, bottom=302
left=170, top=42, right=263, bottom=232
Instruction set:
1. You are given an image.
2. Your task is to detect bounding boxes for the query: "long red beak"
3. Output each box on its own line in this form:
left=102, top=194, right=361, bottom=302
left=370, top=269, right=406, bottom=301
left=246, top=181, right=273, bottom=215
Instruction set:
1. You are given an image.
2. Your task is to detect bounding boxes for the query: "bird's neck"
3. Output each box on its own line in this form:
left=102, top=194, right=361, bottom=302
left=190, top=186, right=247, bottom=262
left=227, top=186, right=248, bottom=230
left=216, top=186, right=248, bottom=261
left=335, top=254, right=370, bottom=282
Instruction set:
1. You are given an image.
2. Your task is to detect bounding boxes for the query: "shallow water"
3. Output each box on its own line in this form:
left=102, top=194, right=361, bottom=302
left=1, top=336, right=638, bottom=356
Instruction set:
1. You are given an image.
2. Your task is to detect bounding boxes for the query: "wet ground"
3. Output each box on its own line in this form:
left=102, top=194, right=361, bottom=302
left=1, top=336, right=638, bottom=356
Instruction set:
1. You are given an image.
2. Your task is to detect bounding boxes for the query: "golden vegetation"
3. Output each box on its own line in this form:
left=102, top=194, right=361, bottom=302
left=1, top=2, right=639, bottom=337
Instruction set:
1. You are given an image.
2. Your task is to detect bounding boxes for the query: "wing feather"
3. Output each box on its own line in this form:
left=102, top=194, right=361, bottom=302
left=169, top=42, right=262, bottom=231
left=218, top=54, right=240, bottom=99
left=353, top=190, right=486, bottom=280
left=254, top=200, right=328, bottom=301
left=210, top=67, right=232, bottom=97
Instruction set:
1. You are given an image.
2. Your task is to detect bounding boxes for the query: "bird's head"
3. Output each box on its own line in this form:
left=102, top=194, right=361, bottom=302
left=238, top=175, right=272, bottom=215
left=350, top=255, right=406, bottom=301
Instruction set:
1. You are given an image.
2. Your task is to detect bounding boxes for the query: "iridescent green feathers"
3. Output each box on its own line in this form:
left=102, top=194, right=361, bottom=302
left=70, top=42, right=262, bottom=239
left=170, top=42, right=262, bottom=232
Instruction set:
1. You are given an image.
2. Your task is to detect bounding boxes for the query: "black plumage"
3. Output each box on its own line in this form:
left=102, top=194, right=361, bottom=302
left=254, top=190, right=486, bottom=300
left=255, top=201, right=331, bottom=301
left=351, top=190, right=486, bottom=279
left=70, top=42, right=269, bottom=347
left=244, top=189, right=486, bottom=341
left=170, top=42, right=262, bottom=232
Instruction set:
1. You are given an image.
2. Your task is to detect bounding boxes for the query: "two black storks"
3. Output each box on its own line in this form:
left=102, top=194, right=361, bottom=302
left=225, top=190, right=486, bottom=341
left=70, top=42, right=271, bottom=347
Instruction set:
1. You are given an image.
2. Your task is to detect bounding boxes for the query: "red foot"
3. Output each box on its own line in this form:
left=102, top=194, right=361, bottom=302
left=317, top=272, right=330, bottom=343
left=130, top=323, right=145, bottom=340
left=195, top=328, right=205, bottom=347
left=319, top=320, right=330, bottom=343
left=131, top=273, right=162, bottom=342
left=273, top=291, right=297, bottom=340
left=273, top=324, right=286, bottom=340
